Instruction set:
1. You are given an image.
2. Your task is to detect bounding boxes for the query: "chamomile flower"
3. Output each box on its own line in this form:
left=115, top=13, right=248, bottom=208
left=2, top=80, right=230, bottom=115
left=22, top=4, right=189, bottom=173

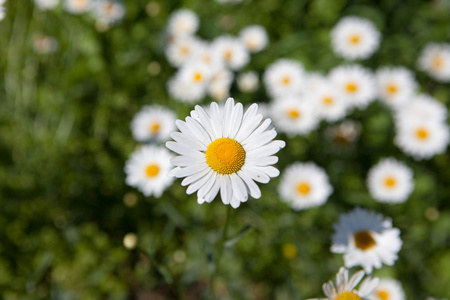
left=32, top=34, right=59, bottom=54
left=368, top=278, right=405, bottom=300
left=167, top=9, right=199, bottom=37
left=331, top=16, right=381, bottom=60
left=417, top=42, right=450, bottom=82
left=124, top=145, right=174, bottom=198
left=366, top=158, right=414, bottom=204
left=331, top=208, right=403, bottom=273
left=376, top=66, right=417, bottom=109
left=212, top=36, right=250, bottom=71
left=308, top=267, right=379, bottom=300
left=33, top=0, right=59, bottom=10
left=279, top=162, right=333, bottom=211
left=130, top=105, right=176, bottom=143
left=329, top=64, right=377, bottom=110
left=237, top=71, right=259, bottom=93
left=0, top=0, right=6, bottom=20
left=263, top=59, right=305, bottom=98
left=167, top=75, right=206, bottom=104
left=394, top=94, right=447, bottom=124
left=303, top=72, right=328, bottom=94
left=269, top=96, right=320, bottom=136
left=166, top=98, right=286, bottom=208
left=239, top=25, right=269, bottom=53
left=208, top=68, right=234, bottom=100
left=165, top=36, right=201, bottom=67
left=64, top=0, right=91, bottom=14
left=92, top=0, right=125, bottom=25
left=307, top=80, right=348, bottom=122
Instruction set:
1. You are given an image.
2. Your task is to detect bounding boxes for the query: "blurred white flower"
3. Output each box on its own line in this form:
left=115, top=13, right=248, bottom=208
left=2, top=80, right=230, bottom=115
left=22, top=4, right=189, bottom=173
left=32, top=34, right=59, bottom=54
left=239, top=25, right=268, bottom=53
left=237, top=71, right=259, bottom=93
left=368, top=278, right=405, bottom=300
left=123, top=233, right=138, bottom=250
left=130, top=105, right=176, bottom=143
left=331, top=207, right=403, bottom=273
left=92, top=0, right=125, bottom=25
left=263, top=59, right=305, bottom=98
left=376, top=66, right=417, bottom=109
left=207, top=68, right=234, bottom=101
left=167, top=74, right=206, bottom=104
left=33, top=0, right=59, bottom=10
left=417, top=42, right=450, bottom=82
left=165, top=36, right=201, bottom=67
left=394, top=94, right=448, bottom=124
left=167, top=8, right=199, bottom=37
left=306, top=80, right=348, bottom=122
left=64, top=0, right=91, bottom=14
left=212, top=36, right=250, bottom=71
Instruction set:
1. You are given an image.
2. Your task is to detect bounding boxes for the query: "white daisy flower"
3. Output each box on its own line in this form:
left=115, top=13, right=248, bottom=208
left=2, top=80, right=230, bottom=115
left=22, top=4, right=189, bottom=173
left=263, top=59, right=305, bottom=98
left=130, top=105, right=176, bottom=143
left=237, top=71, right=259, bottom=93
left=366, top=158, right=414, bottom=204
left=329, top=64, right=377, bottom=110
left=212, top=36, right=250, bottom=71
left=32, top=34, right=59, bottom=54
left=188, top=41, right=225, bottom=73
left=376, top=66, right=417, bottom=109
left=208, top=68, right=234, bottom=101
left=239, top=25, right=269, bottom=53
left=368, top=278, right=405, bottom=300
left=124, top=145, right=175, bottom=198
left=308, top=267, right=379, bottom=300
left=331, top=207, right=403, bottom=273
left=33, top=0, right=59, bottom=10
left=394, top=94, right=447, bottom=124
left=331, top=16, right=381, bottom=60
left=279, top=162, right=333, bottom=211
left=0, top=0, right=7, bottom=21
left=167, top=9, right=199, bottom=37
left=64, top=0, right=91, bottom=14
left=307, top=80, right=348, bottom=122
left=269, top=96, right=320, bottom=136
left=92, top=0, right=125, bottom=25
left=394, top=119, right=450, bottom=160
left=417, top=42, right=450, bottom=82
left=177, top=61, right=212, bottom=89
left=167, top=75, right=206, bottom=104
left=303, top=72, right=328, bottom=94
left=165, top=36, right=201, bottom=67
left=166, top=98, right=286, bottom=208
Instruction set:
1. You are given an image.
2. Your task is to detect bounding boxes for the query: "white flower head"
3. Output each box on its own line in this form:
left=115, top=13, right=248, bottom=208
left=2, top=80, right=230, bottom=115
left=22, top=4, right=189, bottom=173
left=331, top=207, right=403, bottom=273
left=368, top=278, right=405, bottom=300
left=167, top=74, right=206, bottom=104
left=394, top=94, right=448, bottom=124
left=208, top=68, right=234, bottom=101
left=263, top=59, right=305, bottom=98
left=32, top=34, right=59, bottom=54
left=329, top=64, right=377, bottom=110
left=165, top=36, right=201, bottom=67
left=303, top=72, right=329, bottom=94
left=166, top=98, right=286, bottom=208
left=279, top=162, right=333, bottom=211
left=124, top=145, right=175, bottom=198
left=167, top=8, right=199, bottom=37
left=331, top=16, right=381, bottom=60
left=130, top=105, right=176, bottom=143
left=306, top=79, right=349, bottom=122
left=92, top=0, right=125, bottom=25
left=308, top=267, right=379, bottom=300
left=237, top=71, right=259, bottom=93
left=239, top=25, right=269, bottom=53
left=417, top=42, right=450, bottom=82
left=33, top=0, right=59, bottom=10
left=188, top=41, right=225, bottom=73
left=366, top=158, right=414, bottom=204
left=376, top=66, right=417, bottom=109
left=64, top=0, right=91, bottom=14
left=212, top=35, right=250, bottom=71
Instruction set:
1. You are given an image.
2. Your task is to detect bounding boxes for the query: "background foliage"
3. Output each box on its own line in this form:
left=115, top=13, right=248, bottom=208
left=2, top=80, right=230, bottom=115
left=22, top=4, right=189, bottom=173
left=1, top=0, right=450, bottom=299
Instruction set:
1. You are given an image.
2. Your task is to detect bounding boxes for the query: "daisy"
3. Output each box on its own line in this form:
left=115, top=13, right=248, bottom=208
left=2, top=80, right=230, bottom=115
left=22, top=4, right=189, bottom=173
left=331, top=207, right=403, bottom=273
left=263, top=59, right=305, bottom=98
left=130, top=105, right=176, bottom=143
left=269, top=96, right=320, bottom=136
left=188, top=41, right=224, bottom=72
left=64, top=0, right=91, bottom=14
left=368, top=278, right=405, bottom=300
left=167, top=9, right=199, bottom=37
left=0, top=0, right=6, bottom=21
left=329, top=64, right=377, bottom=110
left=32, top=34, right=59, bottom=54
left=417, top=42, right=450, bottom=82
left=307, top=80, right=348, bottom=122
left=308, top=267, right=379, bottom=300
left=239, top=25, right=269, bottom=53
left=167, top=75, right=206, bottom=104
left=366, top=158, right=414, bottom=204
left=376, top=66, right=417, bottom=109
left=124, top=145, right=174, bottom=198
left=303, top=72, right=328, bottom=94
left=92, top=0, right=125, bottom=25
left=331, top=16, right=381, bottom=60
left=237, top=71, right=259, bottom=93
left=394, top=94, right=447, bottom=124
left=165, top=36, right=201, bottom=67
left=212, top=36, right=250, bottom=71
left=279, top=162, right=333, bottom=211
left=207, top=68, right=234, bottom=100
left=33, top=0, right=59, bottom=10
left=166, top=98, right=286, bottom=208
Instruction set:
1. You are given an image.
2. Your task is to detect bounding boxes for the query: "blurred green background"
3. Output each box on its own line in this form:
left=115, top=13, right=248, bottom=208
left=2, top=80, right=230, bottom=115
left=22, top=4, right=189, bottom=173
left=1, top=0, right=450, bottom=299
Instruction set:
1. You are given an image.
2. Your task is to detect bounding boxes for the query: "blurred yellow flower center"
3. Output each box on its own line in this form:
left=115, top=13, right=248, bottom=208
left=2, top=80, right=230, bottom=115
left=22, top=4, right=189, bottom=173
left=354, top=231, right=376, bottom=250
left=346, top=82, right=358, bottom=93
left=384, top=177, right=396, bottom=188
left=386, top=84, right=397, bottom=94
left=432, top=55, right=443, bottom=69
left=224, top=49, right=233, bottom=60
left=416, top=128, right=428, bottom=139
left=297, top=182, right=310, bottom=195
left=206, top=138, right=245, bottom=174
left=149, top=122, right=160, bottom=134
left=322, top=96, right=334, bottom=106
left=335, top=292, right=362, bottom=300
left=180, top=46, right=189, bottom=55
left=281, top=76, right=291, bottom=85
left=349, top=34, right=361, bottom=45
left=145, top=164, right=160, bottom=178
left=282, top=243, right=297, bottom=259
left=193, top=72, right=203, bottom=82
left=287, top=108, right=300, bottom=119
left=377, top=290, right=390, bottom=300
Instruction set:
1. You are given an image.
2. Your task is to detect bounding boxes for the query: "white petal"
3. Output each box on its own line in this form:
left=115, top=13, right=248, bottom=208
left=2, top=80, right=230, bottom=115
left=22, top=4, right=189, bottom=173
left=229, top=103, right=244, bottom=139
left=220, top=175, right=233, bottom=205
left=237, top=169, right=261, bottom=199
left=175, top=163, right=208, bottom=178
left=186, top=169, right=213, bottom=194
left=230, top=173, right=248, bottom=202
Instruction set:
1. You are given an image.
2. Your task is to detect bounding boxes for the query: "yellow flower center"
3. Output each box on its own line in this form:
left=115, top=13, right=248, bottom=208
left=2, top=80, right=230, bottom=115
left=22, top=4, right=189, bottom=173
left=145, top=164, right=160, bottom=178
left=281, top=76, right=291, bottom=85
left=297, top=182, right=310, bottom=195
left=386, top=84, right=397, bottom=94
left=224, top=49, right=232, bottom=60
left=432, top=55, right=444, bottom=69
left=180, top=46, right=189, bottom=55
left=282, top=243, right=297, bottom=259
left=416, top=128, right=428, bottom=140
left=346, top=82, right=358, bottom=93
left=193, top=72, right=203, bottom=82
left=377, top=290, right=390, bottom=300
left=205, top=138, right=246, bottom=174
left=335, top=292, right=362, bottom=300
left=384, top=176, right=396, bottom=188
left=287, top=108, right=300, bottom=119
left=149, top=122, right=160, bottom=134
left=349, top=34, right=361, bottom=45
left=322, top=96, right=334, bottom=106
left=354, top=231, right=376, bottom=250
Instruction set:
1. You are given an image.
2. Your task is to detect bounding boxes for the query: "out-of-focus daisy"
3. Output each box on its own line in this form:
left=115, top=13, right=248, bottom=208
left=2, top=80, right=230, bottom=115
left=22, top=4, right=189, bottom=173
left=167, top=75, right=206, bottom=104
left=130, top=105, right=176, bottom=143
left=366, top=158, right=414, bottom=204
left=307, top=80, right=348, bottom=122
left=237, top=71, right=259, bottom=93
left=279, top=162, right=333, bottom=211
left=368, top=278, right=405, bottom=300
left=0, top=0, right=6, bottom=20
left=32, top=34, right=59, bottom=54
left=239, top=25, right=268, bottom=53
left=331, top=207, right=403, bottom=273
left=308, top=267, right=379, bottom=300
left=167, top=9, right=199, bottom=37
left=166, top=98, right=285, bottom=208
left=269, top=96, right=320, bottom=136
left=177, top=62, right=212, bottom=89
left=331, top=16, right=381, bottom=60
left=166, top=36, right=201, bottom=67
left=64, top=0, right=91, bottom=14
left=376, top=66, right=417, bottom=109
left=417, top=42, right=450, bottom=82
left=92, top=0, right=125, bottom=25
left=394, top=119, right=450, bottom=160
left=33, top=0, right=59, bottom=10
left=329, top=64, right=377, bottom=110
left=215, top=0, right=242, bottom=3
left=188, top=41, right=224, bottom=72
left=394, top=94, right=447, bottom=124
left=326, top=120, right=362, bottom=145
left=207, top=68, right=234, bottom=101
left=212, top=36, right=250, bottom=71
left=124, top=145, right=174, bottom=198
left=263, top=59, right=305, bottom=98
left=303, top=72, right=328, bottom=94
